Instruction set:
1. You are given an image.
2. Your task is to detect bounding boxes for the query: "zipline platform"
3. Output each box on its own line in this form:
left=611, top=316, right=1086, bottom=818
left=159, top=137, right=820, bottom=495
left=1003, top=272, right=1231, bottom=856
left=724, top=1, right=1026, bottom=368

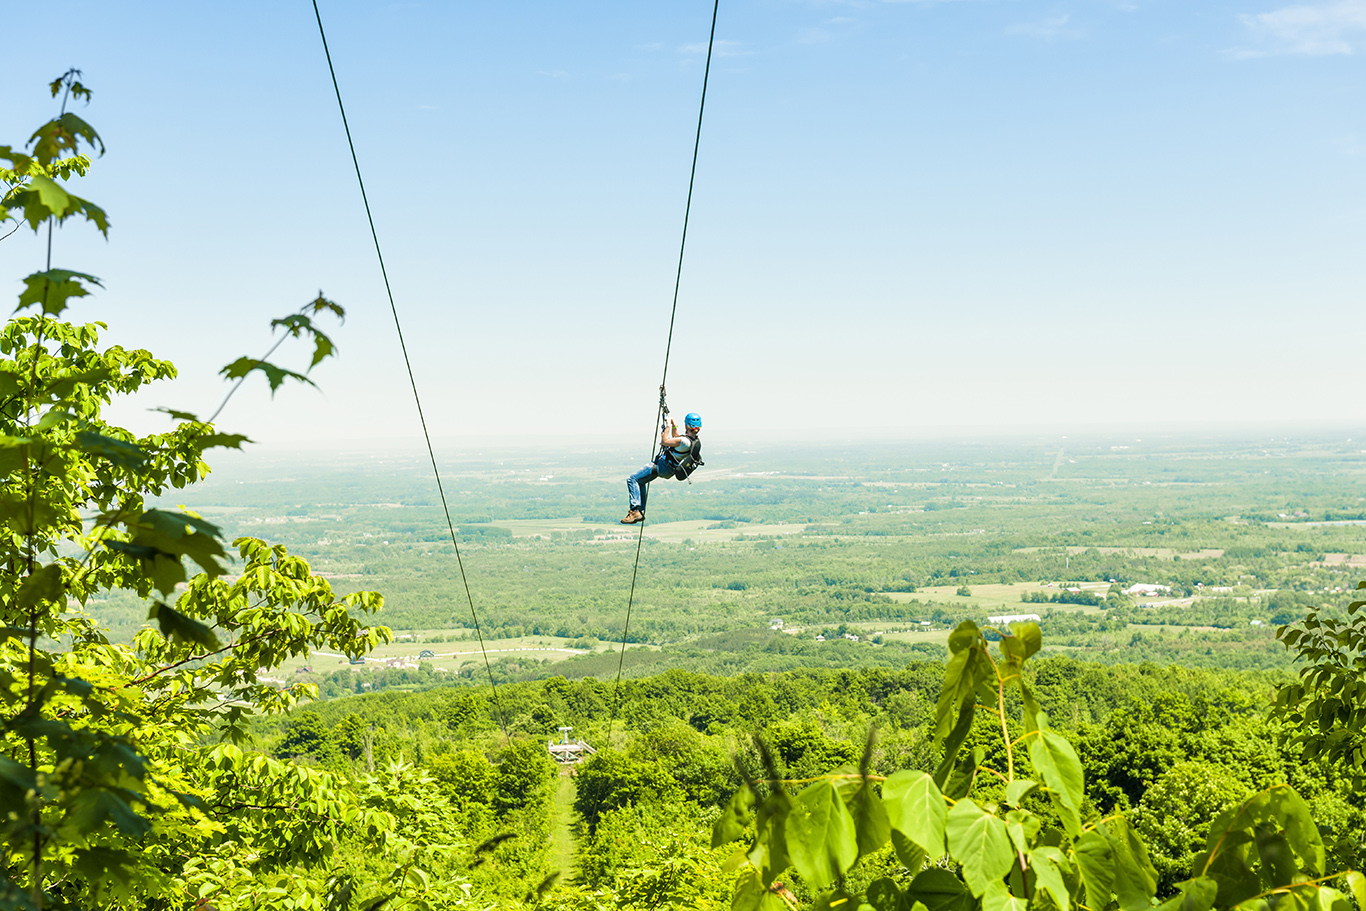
left=547, top=726, right=597, bottom=765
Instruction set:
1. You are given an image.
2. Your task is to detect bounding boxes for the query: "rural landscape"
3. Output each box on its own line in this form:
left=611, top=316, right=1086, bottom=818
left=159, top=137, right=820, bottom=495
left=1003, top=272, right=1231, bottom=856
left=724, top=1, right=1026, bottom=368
left=6, top=0, right=1366, bottom=909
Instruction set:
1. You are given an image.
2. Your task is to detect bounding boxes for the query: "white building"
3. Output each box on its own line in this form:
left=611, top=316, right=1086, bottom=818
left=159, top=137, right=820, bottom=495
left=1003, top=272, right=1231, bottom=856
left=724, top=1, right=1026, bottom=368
left=987, top=614, right=1041, bottom=625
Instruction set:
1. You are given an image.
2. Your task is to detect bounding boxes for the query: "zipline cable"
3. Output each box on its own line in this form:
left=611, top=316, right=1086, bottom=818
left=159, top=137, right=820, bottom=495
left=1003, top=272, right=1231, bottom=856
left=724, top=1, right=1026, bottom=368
left=609, top=0, right=722, bottom=738
left=311, top=0, right=509, bottom=739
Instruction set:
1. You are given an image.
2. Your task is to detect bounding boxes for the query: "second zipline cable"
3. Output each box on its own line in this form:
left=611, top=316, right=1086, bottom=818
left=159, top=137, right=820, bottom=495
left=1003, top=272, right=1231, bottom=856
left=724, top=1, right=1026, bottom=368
left=311, top=0, right=509, bottom=738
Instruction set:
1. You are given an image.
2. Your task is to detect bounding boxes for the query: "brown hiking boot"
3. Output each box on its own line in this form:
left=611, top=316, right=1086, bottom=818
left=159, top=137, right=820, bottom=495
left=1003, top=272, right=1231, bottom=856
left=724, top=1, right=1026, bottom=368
left=620, top=509, right=644, bottom=525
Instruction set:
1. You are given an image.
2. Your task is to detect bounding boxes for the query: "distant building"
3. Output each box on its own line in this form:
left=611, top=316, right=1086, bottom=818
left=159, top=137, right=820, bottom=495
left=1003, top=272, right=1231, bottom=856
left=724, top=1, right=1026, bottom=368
left=988, top=614, right=1041, bottom=625
left=770, top=618, right=784, bottom=630
left=1124, top=583, right=1171, bottom=596
left=815, top=635, right=826, bottom=642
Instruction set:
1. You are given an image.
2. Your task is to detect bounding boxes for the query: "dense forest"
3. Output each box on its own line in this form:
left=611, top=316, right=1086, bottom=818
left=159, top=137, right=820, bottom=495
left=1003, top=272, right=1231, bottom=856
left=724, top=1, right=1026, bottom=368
left=4, top=73, right=1366, bottom=911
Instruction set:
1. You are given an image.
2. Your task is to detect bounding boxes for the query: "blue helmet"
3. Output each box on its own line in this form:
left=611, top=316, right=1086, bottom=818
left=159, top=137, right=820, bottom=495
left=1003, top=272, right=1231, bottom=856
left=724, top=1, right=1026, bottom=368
left=684, top=412, right=702, bottom=428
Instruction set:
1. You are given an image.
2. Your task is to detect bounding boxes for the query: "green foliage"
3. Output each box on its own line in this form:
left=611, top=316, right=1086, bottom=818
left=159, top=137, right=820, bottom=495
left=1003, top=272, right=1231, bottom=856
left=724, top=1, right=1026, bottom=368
left=1133, top=761, right=1249, bottom=894
left=573, top=803, right=730, bottom=909
left=492, top=737, right=557, bottom=815
left=574, top=748, right=684, bottom=833
left=712, top=621, right=1357, bottom=911
left=1272, top=581, right=1366, bottom=786
left=0, top=75, right=461, bottom=911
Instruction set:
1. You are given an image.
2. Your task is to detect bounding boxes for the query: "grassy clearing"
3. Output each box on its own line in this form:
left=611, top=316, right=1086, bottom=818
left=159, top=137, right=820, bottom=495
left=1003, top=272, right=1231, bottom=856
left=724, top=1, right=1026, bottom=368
left=885, top=582, right=1107, bottom=614
left=548, top=774, right=578, bottom=875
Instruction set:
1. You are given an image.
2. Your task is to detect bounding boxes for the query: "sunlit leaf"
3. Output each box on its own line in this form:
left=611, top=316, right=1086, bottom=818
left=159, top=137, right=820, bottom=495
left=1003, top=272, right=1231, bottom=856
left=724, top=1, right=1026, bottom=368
left=1074, top=831, right=1117, bottom=910
left=945, top=798, right=1013, bottom=897
left=1027, top=723, right=1084, bottom=837
left=884, top=770, right=946, bottom=856
left=785, top=778, right=857, bottom=890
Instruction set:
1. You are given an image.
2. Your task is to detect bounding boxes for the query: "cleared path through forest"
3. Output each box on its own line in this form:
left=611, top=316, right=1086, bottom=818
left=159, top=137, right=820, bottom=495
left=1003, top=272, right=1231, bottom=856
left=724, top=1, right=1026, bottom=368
left=549, top=774, right=578, bottom=879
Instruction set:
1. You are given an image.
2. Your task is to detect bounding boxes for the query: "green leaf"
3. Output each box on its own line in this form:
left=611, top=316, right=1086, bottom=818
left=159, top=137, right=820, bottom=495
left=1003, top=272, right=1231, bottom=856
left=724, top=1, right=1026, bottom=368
left=128, top=508, right=227, bottom=592
left=17, top=563, right=63, bottom=610
left=16, top=269, right=102, bottom=316
left=982, top=882, right=1028, bottom=911
left=1346, top=871, right=1366, bottom=911
left=713, top=786, right=755, bottom=848
left=75, top=429, right=146, bottom=469
left=1196, top=785, right=1324, bottom=893
left=785, top=778, right=858, bottom=890
left=154, top=407, right=200, bottom=422
left=937, top=622, right=987, bottom=736
left=905, top=868, right=975, bottom=911
left=884, top=770, right=946, bottom=856
left=845, top=776, right=891, bottom=859
left=8, top=179, right=108, bottom=235
left=933, top=698, right=977, bottom=792
left=34, top=408, right=75, bottom=431
left=1099, top=817, right=1158, bottom=911
left=945, top=798, right=1013, bottom=897
left=1026, top=724, right=1084, bottom=837
left=220, top=356, right=315, bottom=394
left=147, top=601, right=220, bottom=651
left=305, top=292, right=345, bottom=320
left=865, top=878, right=902, bottom=911
left=891, top=830, right=928, bottom=872
left=1073, top=830, right=1116, bottom=909
left=1155, top=877, right=1218, bottom=911
left=731, top=867, right=791, bottom=911
left=67, top=788, right=151, bottom=838
left=271, top=313, right=339, bottom=370
left=29, top=112, right=105, bottom=164
left=750, top=790, right=793, bottom=886
left=0, top=754, right=38, bottom=792
left=1028, top=847, right=1071, bottom=911
left=197, top=432, right=253, bottom=451
left=1004, top=779, right=1038, bottom=807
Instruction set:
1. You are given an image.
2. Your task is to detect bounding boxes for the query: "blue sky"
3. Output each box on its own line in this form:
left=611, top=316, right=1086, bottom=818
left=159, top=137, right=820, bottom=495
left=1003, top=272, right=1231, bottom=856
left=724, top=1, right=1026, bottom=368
left=4, top=0, right=1366, bottom=454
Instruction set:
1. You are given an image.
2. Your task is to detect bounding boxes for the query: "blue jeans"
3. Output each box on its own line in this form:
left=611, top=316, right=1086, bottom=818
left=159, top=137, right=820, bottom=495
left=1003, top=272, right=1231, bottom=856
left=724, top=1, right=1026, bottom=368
left=627, top=453, right=672, bottom=513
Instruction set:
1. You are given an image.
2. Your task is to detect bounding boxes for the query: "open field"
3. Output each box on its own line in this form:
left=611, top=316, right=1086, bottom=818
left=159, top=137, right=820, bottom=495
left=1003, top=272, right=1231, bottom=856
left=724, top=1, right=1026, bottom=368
left=109, top=432, right=1366, bottom=682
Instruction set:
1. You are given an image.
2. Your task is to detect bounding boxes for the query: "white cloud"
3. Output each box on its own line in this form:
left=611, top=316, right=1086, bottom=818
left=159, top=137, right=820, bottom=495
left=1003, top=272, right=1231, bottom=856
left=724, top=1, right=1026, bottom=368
left=1006, top=13, right=1085, bottom=39
left=1234, top=0, right=1366, bottom=56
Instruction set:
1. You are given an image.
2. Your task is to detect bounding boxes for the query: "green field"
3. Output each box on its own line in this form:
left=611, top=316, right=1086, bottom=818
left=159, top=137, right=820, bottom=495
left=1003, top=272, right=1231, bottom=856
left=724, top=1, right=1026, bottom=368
left=106, top=431, right=1366, bottom=685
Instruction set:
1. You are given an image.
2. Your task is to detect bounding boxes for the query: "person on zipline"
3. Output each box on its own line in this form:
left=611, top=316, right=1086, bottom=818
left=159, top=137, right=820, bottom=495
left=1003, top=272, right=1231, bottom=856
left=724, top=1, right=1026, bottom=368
left=621, top=412, right=703, bottom=525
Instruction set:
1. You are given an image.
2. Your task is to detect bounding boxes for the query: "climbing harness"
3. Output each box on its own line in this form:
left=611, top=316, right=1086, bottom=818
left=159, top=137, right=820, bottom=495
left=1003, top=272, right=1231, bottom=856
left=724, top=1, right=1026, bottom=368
left=609, top=0, right=723, bottom=737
